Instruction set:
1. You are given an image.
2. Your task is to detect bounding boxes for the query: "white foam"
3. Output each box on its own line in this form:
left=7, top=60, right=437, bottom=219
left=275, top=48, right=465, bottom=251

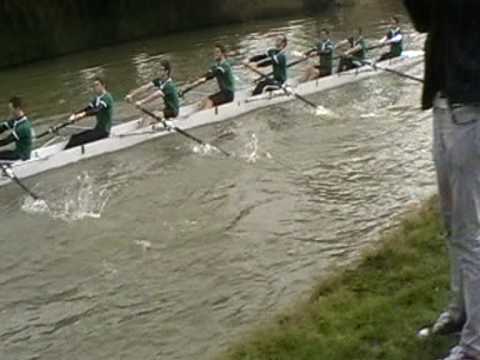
left=22, top=172, right=112, bottom=222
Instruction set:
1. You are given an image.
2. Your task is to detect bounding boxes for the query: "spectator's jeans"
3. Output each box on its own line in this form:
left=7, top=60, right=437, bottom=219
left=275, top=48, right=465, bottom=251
left=434, top=96, right=480, bottom=355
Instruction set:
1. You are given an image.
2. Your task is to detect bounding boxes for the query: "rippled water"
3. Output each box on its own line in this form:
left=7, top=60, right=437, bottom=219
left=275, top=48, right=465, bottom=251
left=0, top=1, right=434, bottom=359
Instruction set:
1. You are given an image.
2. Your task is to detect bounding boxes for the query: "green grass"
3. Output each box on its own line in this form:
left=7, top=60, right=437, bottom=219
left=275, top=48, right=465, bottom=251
left=220, top=198, right=458, bottom=360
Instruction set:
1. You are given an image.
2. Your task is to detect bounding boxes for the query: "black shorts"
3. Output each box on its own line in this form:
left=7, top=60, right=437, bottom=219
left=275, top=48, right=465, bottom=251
left=0, top=150, right=21, bottom=161
left=164, top=108, right=178, bottom=119
left=208, top=91, right=234, bottom=107
left=314, top=66, right=333, bottom=78
left=337, top=57, right=361, bottom=73
left=252, top=79, right=283, bottom=96
left=65, top=128, right=109, bottom=150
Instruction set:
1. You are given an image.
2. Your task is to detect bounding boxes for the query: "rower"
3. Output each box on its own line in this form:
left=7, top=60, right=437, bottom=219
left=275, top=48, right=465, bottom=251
left=65, top=77, right=114, bottom=149
left=245, top=34, right=288, bottom=95
left=188, top=44, right=235, bottom=110
left=300, top=28, right=336, bottom=82
left=125, top=60, right=180, bottom=121
left=378, top=16, right=403, bottom=62
left=0, top=96, right=33, bottom=161
left=336, top=27, right=368, bottom=73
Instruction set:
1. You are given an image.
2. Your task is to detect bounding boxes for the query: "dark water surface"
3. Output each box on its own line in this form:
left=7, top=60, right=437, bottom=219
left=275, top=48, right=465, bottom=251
left=0, top=1, right=433, bottom=359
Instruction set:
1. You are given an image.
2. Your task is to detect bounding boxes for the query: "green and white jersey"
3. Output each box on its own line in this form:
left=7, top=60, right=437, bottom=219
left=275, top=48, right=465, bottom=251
left=267, top=48, right=287, bottom=83
left=153, top=78, right=180, bottom=116
left=348, top=36, right=368, bottom=61
left=317, top=39, right=335, bottom=72
left=387, top=27, right=403, bottom=57
left=89, top=92, right=114, bottom=133
left=206, top=60, right=235, bottom=95
left=1, top=116, right=33, bottom=160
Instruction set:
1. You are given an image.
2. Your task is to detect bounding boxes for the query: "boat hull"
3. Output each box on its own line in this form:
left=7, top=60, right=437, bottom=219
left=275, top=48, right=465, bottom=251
left=0, top=52, right=423, bottom=187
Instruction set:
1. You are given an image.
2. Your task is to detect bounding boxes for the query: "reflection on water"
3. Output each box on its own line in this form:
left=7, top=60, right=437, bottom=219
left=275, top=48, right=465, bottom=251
left=0, top=1, right=432, bottom=360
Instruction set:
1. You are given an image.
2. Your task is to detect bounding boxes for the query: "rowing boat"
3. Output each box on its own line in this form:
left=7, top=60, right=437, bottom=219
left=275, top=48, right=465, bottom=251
left=0, top=51, right=423, bottom=188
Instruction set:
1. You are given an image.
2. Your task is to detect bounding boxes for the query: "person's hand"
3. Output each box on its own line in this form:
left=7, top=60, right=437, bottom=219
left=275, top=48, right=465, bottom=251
left=69, top=113, right=77, bottom=122
left=164, top=120, right=174, bottom=129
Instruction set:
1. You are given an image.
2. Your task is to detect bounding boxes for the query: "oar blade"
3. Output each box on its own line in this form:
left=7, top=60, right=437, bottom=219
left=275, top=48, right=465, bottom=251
left=1, top=164, right=41, bottom=200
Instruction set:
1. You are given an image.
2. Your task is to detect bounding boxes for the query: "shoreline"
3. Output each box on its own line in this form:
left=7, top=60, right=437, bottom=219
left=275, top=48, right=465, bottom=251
left=219, top=197, right=457, bottom=360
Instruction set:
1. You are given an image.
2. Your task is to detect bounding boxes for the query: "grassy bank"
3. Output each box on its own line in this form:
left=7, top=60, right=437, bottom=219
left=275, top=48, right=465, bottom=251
left=221, top=198, right=457, bottom=360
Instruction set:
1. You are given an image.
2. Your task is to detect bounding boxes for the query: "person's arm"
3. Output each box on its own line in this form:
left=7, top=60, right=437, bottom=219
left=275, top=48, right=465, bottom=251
left=0, top=134, right=16, bottom=147
left=249, top=49, right=277, bottom=67
left=256, top=58, right=273, bottom=68
left=320, top=43, right=335, bottom=55
left=205, top=66, right=223, bottom=80
left=243, top=57, right=268, bottom=69
left=126, top=82, right=155, bottom=102
left=188, top=78, right=208, bottom=89
left=336, top=39, right=350, bottom=49
left=136, top=90, right=165, bottom=107
left=185, top=72, right=212, bottom=91
left=403, top=0, right=432, bottom=33
left=69, top=99, right=108, bottom=122
left=345, top=44, right=362, bottom=56
left=0, top=121, right=10, bottom=135
left=380, top=35, right=389, bottom=44
left=249, top=54, right=269, bottom=63
left=388, top=33, right=403, bottom=43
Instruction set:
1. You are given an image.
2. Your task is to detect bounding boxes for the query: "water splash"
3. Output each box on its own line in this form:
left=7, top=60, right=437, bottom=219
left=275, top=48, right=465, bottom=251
left=192, top=144, right=216, bottom=156
left=22, top=172, right=112, bottom=222
left=240, top=133, right=273, bottom=164
left=101, top=259, right=118, bottom=279
left=314, top=105, right=337, bottom=117
left=134, top=240, right=152, bottom=251
left=361, top=113, right=378, bottom=119
left=243, top=133, right=260, bottom=163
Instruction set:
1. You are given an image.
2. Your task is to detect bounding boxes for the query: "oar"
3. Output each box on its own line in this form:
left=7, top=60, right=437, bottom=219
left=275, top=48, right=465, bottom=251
left=36, top=117, right=79, bottom=140
left=243, top=62, right=322, bottom=113
left=349, top=55, right=424, bottom=83
left=135, top=106, right=232, bottom=157
left=179, top=81, right=205, bottom=98
left=0, top=164, right=40, bottom=200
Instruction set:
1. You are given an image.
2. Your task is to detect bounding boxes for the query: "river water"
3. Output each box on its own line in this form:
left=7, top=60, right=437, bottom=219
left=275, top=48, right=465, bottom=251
left=0, top=1, right=434, bottom=359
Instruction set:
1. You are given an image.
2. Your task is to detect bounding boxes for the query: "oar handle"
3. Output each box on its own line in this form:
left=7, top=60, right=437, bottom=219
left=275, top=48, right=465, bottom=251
left=179, top=78, right=208, bottom=98
left=243, top=62, right=270, bottom=81
left=36, top=118, right=77, bottom=140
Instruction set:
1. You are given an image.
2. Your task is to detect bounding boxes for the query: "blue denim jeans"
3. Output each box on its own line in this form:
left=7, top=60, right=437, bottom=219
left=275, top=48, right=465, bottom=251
left=434, top=96, right=480, bottom=356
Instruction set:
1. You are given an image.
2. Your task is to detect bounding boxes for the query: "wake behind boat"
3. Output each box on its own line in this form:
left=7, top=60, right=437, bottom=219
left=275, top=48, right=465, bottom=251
left=0, top=49, right=423, bottom=189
